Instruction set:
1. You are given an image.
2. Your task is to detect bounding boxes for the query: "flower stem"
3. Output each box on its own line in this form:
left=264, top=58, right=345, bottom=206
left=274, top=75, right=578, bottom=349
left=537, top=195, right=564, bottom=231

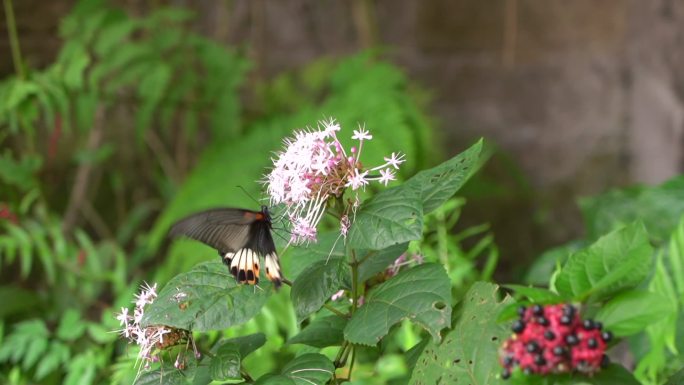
left=334, top=340, right=350, bottom=366
left=324, top=303, right=349, bottom=318
left=3, top=0, right=25, bottom=79
left=350, top=248, right=359, bottom=314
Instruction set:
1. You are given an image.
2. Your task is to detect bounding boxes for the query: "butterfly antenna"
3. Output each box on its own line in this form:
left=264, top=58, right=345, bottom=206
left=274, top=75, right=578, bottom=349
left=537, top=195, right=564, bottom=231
left=272, top=229, right=291, bottom=243
left=236, top=185, right=262, bottom=206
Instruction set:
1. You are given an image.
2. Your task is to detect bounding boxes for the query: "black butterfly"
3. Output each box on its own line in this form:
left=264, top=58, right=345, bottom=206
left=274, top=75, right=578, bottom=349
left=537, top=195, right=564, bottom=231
left=169, top=206, right=282, bottom=288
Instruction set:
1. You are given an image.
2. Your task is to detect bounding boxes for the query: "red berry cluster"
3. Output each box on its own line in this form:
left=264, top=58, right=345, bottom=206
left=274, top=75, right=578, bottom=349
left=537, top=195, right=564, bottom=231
left=500, top=304, right=612, bottom=379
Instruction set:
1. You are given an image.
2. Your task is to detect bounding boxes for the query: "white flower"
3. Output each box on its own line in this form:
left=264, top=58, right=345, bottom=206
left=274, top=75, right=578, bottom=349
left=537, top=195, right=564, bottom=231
left=384, top=152, right=406, bottom=169
left=116, top=307, right=130, bottom=326
left=114, top=282, right=194, bottom=375
left=352, top=127, right=373, bottom=141
left=378, top=168, right=396, bottom=186
left=346, top=170, right=369, bottom=190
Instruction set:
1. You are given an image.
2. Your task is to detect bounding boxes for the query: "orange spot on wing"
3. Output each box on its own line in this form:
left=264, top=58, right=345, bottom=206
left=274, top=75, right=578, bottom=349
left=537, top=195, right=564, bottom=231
left=243, top=211, right=256, bottom=220
left=255, top=213, right=265, bottom=221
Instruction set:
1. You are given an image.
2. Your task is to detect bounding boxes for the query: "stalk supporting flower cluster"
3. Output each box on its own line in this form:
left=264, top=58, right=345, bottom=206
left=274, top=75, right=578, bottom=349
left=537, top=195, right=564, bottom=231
left=264, top=118, right=405, bottom=244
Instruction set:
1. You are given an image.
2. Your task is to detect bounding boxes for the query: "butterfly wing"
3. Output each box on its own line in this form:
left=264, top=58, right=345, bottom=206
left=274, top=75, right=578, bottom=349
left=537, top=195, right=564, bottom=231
left=169, top=208, right=281, bottom=287
left=169, top=208, right=253, bottom=253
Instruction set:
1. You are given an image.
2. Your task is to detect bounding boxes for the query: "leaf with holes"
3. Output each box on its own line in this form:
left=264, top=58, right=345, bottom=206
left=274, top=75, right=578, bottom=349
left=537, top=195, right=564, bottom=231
left=287, top=316, right=347, bottom=348
left=410, top=282, right=512, bottom=385
left=291, top=257, right=348, bottom=323
left=344, top=263, right=451, bottom=346
left=141, top=261, right=272, bottom=331
left=254, top=353, right=334, bottom=385
left=405, top=139, right=483, bottom=213
left=554, top=222, right=653, bottom=302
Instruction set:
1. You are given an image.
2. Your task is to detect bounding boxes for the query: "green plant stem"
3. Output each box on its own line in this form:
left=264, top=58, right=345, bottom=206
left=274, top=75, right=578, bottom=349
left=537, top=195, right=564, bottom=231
left=3, top=0, right=24, bottom=79
left=350, top=249, right=359, bottom=314
left=324, top=303, right=349, bottom=318
left=347, top=346, right=356, bottom=381
left=334, top=341, right=349, bottom=366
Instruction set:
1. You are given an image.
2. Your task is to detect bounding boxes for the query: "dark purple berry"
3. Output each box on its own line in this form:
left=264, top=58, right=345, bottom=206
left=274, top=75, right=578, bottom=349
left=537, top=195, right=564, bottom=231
left=536, top=316, right=549, bottom=326
left=502, top=368, right=511, bottom=379
left=587, top=338, right=598, bottom=349
left=565, top=334, right=579, bottom=345
left=503, top=355, right=514, bottom=366
left=582, top=319, right=595, bottom=330
left=534, top=354, right=546, bottom=365
left=544, top=330, right=555, bottom=341
left=532, top=304, right=544, bottom=316
left=517, top=306, right=527, bottom=317
left=562, top=304, right=575, bottom=316
left=526, top=341, right=540, bottom=353
left=560, top=315, right=572, bottom=325
left=512, top=320, right=525, bottom=334
left=595, top=321, right=603, bottom=330
left=523, top=367, right=533, bottom=375
left=601, top=331, right=613, bottom=342
left=601, top=354, right=610, bottom=368
left=552, top=346, right=566, bottom=356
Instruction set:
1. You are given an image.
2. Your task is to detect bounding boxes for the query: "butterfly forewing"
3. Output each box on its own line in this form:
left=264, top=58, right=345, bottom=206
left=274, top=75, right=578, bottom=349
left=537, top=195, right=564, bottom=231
left=169, top=208, right=254, bottom=253
left=169, top=207, right=282, bottom=288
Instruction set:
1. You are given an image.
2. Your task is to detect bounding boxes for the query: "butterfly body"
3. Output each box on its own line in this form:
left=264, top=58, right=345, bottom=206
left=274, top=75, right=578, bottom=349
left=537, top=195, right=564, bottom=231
left=169, top=206, right=282, bottom=288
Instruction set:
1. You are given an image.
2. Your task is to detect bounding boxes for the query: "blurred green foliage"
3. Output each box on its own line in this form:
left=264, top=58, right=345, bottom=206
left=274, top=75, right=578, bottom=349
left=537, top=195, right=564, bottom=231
left=0, top=0, right=455, bottom=384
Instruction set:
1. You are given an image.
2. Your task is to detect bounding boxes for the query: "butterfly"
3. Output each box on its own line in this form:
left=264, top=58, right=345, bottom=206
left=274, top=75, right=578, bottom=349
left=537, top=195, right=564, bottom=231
left=169, top=206, right=283, bottom=288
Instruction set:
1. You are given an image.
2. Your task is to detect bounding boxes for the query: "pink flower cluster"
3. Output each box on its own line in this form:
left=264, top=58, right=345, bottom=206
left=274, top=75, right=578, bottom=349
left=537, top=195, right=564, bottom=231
left=386, top=252, right=425, bottom=277
left=265, top=119, right=405, bottom=244
left=115, top=283, right=195, bottom=371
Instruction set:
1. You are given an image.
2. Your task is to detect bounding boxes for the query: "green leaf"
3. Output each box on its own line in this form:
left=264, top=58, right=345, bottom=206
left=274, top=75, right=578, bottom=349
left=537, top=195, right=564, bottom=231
left=507, top=364, right=639, bottom=385
left=61, top=43, right=91, bottom=90
left=56, top=309, right=86, bottom=341
left=344, top=263, right=451, bottom=346
left=405, top=139, right=483, bottom=213
left=287, top=316, right=346, bottom=348
left=135, top=363, right=193, bottom=385
left=410, top=282, right=512, bottom=385
left=22, top=337, right=48, bottom=370
left=255, top=353, right=334, bottom=385
left=34, top=342, right=69, bottom=380
left=596, top=290, right=674, bottom=337
left=287, top=232, right=345, bottom=281
left=580, top=175, right=684, bottom=244
left=357, top=242, right=409, bottom=283
left=210, top=343, right=241, bottom=381
left=554, top=222, right=654, bottom=302
left=504, top=284, right=565, bottom=303
left=142, top=261, right=272, bottom=331
left=218, top=333, right=266, bottom=358
left=291, top=257, right=347, bottom=322
left=64, top=351, right=96, bottom=385
left=348, top=184, right=423, bottom=251
left=666, top=367, right=684, bottom=385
